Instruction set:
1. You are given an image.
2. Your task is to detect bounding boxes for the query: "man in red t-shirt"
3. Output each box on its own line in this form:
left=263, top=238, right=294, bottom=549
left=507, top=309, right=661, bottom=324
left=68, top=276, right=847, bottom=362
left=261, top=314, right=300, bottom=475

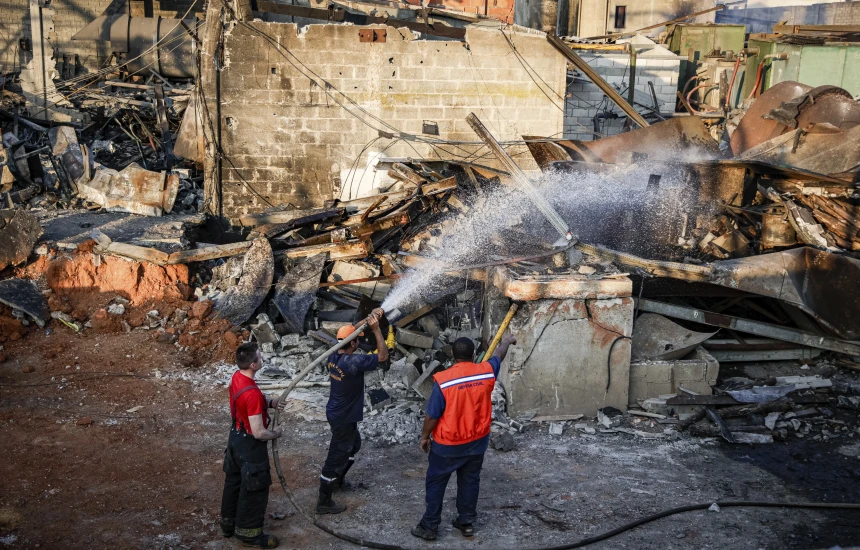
left=220, top=342, right=286, bottom=548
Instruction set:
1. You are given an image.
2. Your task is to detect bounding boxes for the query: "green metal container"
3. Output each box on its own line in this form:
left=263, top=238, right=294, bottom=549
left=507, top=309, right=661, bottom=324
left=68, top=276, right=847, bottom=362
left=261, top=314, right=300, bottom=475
left=741, top=39, right=860, bottom=98
left=668, top=23, right=746, bottom=60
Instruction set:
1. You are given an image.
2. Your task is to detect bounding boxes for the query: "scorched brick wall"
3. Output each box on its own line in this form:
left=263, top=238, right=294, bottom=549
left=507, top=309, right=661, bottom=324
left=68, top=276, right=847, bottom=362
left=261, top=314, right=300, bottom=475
left=212, top=23, right=566, bottom=218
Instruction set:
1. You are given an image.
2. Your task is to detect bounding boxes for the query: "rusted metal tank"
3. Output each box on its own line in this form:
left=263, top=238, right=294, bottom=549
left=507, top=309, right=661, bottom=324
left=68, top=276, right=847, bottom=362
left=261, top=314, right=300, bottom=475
left=760, top=206, right=796, bottom=249
left=72, top=15, right=200, bottom=79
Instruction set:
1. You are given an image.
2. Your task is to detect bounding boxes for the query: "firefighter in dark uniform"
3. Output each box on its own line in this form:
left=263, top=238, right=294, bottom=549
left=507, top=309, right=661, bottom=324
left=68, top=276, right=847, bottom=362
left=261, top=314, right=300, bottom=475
left=317, top=308, right=389, bottom=514
left=220, top=342, right=286, bottom=548
left=411, top=335, right=516, bottom=541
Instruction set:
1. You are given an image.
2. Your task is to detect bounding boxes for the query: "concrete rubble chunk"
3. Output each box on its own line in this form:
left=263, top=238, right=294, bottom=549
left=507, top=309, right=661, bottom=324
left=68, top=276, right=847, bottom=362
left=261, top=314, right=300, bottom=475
left=598, top=406, right=623, bottom=429
left=731, top=432, right=774, bottom=444
left=411, top=360, right=443, bottom=399
left=491, top=432, right=516, bottom=452
left=764, top=412, right=781, bottom=430
left=0, top=209, right=43, bottom=270
left=574, top=423, right=596, bottom=435
left=774, top=376, right=832, bottom=390
left=251, top=314, right=280, bottom=345
left=548, top=422, right=564, bottom=435
left=396, top=328, right=434, bottom=349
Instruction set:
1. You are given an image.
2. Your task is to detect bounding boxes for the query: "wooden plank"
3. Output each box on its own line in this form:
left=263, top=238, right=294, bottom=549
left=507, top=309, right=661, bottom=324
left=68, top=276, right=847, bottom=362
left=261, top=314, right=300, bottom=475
left=319, top=274, right=402, bottom=288
left=282, top=240, right=371, bottom=261
left=91, top=229, right=171, bottom=265
left=106, top=80, right=154, bottom=90
left=238, top=207, right=343, bottom=228
left=420, top=176, right=458, bottom=196
left=167, top=241, right=252, bottom=264
left=394, top=303, right=435, bottom=328
left=773, top=24, right=860, bottom=34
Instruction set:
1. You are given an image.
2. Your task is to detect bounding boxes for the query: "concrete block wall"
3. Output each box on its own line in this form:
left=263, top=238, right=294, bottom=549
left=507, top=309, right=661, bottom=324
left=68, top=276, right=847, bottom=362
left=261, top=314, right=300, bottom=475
left=0, top=0, right=201, bottom=73
left=563, top=51, right=680, bottom=140
left=214, top=23, right=566, bottom=218
left=718, top=1, right=860, bottom=33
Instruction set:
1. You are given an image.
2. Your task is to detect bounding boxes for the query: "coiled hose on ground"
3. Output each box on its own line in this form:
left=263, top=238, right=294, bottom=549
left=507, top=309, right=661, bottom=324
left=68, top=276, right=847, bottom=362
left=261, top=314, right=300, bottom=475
left=268, top=331, right=860, bottom=549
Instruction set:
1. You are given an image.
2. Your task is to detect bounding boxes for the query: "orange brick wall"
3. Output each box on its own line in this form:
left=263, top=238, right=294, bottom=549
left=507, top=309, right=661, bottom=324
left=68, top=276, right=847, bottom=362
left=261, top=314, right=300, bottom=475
left=404, top=0, right=514, bottom=23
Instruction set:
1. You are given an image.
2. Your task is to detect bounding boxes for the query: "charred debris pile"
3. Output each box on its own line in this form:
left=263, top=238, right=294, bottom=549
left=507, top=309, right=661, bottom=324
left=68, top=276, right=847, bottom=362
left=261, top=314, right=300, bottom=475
left=1, top=34, right=860, bottom=449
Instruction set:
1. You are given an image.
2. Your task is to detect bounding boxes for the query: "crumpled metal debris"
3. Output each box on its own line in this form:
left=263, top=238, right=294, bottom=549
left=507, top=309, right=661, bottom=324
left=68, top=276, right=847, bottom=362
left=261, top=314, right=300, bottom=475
left=77, top=162, right=179, bottom=217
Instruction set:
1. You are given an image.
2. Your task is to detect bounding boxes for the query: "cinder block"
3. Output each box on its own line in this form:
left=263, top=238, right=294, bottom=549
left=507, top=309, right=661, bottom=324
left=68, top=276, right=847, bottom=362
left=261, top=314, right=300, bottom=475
left=643, top=363, right=672, bottom=383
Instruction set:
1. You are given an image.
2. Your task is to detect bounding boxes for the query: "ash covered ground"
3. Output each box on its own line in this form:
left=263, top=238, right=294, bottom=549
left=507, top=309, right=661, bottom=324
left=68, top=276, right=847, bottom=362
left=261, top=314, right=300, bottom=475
left=0, top=328, right=858, bottom=550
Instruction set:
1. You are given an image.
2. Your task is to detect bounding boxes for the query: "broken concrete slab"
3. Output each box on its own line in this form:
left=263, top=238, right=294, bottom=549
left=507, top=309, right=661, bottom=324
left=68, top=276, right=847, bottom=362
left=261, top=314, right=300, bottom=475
left=213, top=238, right=274, bottom=326
left=273, top=253, right=326, bottom=334
left=628, top=347, right=719, bottom=406
left=503, top=297, right=633, bottom=417
left=0, top=209, right=42, bottom=270
left=631, top=312, right=717, bottom=361
left=411, top=360, right=443, bottom=399
left=0, top=278, right=49, bottom=327
left=396, top=328, right=434, bottom=349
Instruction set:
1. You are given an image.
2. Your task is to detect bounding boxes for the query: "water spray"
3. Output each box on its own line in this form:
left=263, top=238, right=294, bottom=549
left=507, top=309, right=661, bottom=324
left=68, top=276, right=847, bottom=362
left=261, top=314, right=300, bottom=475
left=466, top=113, right=575, bottom=247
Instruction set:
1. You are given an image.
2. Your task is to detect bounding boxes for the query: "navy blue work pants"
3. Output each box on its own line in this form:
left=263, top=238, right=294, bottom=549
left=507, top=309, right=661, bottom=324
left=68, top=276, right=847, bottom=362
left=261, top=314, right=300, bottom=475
left=420, top=450, right=484, bottom=532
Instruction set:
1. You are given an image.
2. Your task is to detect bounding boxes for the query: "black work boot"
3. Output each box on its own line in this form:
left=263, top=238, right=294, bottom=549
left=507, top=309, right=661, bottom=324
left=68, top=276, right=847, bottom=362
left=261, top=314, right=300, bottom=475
left=334, top=458, right=356, bottom=491
left=316, top=479, right=347, bottom=515
left=411, top=523, right=437, bottom=541
left=452, top=518, right=474, bottom=537
left=220, top=517, right=235, bottom=537
left=234, top=527, right=279, bottom=548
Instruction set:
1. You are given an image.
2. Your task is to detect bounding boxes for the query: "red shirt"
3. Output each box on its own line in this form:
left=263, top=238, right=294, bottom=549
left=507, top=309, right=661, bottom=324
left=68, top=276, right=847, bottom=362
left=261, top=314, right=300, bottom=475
left=229, top=371, right=268, bottom=432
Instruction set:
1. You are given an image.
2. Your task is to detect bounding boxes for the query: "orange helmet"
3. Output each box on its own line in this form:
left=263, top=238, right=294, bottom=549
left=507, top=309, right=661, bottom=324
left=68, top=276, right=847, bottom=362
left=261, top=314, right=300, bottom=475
left=336, top=324, right=364, bottom=340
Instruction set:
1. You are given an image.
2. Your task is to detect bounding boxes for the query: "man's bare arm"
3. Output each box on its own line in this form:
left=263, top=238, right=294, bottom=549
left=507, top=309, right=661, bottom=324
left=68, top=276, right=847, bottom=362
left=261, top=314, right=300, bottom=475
left=248, top=414, right=282, bottom=441
left=493, top=334, right=517, bottom=362
left=367, top=310, right=389, bottom=363
left=418, top=416, right=439, bottom=453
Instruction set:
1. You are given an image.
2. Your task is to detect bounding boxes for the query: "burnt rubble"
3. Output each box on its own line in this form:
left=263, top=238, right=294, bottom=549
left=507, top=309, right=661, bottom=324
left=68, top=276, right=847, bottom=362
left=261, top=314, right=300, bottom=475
left=2, top=14, right=860, bottom=451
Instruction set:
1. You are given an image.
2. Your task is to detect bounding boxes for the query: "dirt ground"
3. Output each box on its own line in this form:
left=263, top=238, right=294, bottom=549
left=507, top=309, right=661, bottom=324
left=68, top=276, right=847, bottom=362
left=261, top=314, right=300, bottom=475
left=0, top=328, right=859, bottom=550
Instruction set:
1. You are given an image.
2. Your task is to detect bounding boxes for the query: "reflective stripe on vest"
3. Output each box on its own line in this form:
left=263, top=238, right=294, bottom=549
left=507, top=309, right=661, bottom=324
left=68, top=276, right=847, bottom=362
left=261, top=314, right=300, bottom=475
left=431, top=361, right=495, bottom=446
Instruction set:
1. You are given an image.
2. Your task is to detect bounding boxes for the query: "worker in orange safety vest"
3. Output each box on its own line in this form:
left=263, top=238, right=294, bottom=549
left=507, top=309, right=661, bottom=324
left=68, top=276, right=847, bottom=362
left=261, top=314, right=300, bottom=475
left=411, top=334, right=516, bottom=541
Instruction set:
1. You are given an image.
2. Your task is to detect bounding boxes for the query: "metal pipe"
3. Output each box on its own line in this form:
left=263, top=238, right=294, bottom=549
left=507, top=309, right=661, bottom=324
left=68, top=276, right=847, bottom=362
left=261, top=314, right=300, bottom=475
left=725, top=55, right=742, bottom=110
left=748, top=53, right=789, bottom=99
left=478, top=303, right=518, bottom=362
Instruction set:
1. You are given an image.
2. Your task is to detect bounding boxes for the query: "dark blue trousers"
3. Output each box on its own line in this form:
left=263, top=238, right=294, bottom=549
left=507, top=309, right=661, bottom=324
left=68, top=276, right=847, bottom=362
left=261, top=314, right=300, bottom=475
left=420, top=450, right=485, bottom=532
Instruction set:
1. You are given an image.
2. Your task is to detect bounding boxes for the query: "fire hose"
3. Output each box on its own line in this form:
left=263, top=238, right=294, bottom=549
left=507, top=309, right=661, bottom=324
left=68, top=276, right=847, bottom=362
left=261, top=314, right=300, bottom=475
left=267, top=315, right=860, bottom=549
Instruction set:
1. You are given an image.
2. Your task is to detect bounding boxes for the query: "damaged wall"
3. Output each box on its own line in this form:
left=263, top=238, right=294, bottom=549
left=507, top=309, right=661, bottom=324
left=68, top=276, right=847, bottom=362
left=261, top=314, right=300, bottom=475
left=207, top=21, right=566, bottom=218
left=0, top=0, right=201, bottom=73
left=501, top=296, right=634, bottom=417
left=573, top=0, right=717, bottom=38
left=564, top=44, right=680, bottom=139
